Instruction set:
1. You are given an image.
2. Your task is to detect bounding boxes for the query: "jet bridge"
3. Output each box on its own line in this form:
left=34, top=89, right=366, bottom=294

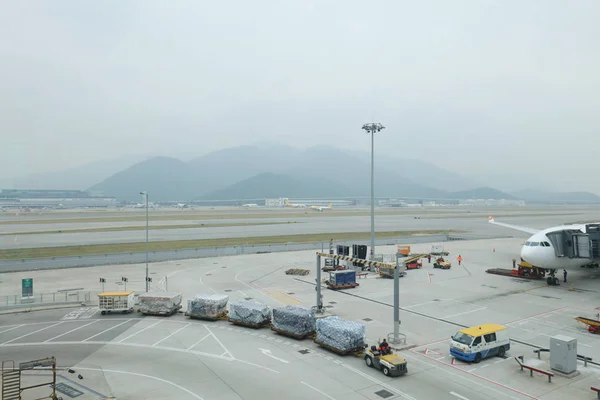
left=545, top=224, right=600, bottom=260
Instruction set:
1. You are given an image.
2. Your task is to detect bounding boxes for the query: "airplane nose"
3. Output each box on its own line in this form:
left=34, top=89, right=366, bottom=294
left=520, top=245, right=533, bottom=265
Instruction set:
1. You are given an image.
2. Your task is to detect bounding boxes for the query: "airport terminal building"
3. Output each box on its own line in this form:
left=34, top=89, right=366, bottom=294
left=0, top=189, right=117, bottom=209
left=265, top=198, right=355, bottom=208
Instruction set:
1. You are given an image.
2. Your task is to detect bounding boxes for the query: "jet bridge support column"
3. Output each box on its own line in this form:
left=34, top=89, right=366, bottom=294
left=389, top=253, right=406, bottom=345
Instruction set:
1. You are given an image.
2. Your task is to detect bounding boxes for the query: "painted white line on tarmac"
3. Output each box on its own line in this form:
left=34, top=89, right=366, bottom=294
left=205, top=325, right=234, bottom=359
left=187, top=334, right=211, bottom=350
left=449, top=391, right=470, bottom=400
left=444, top=307, right=486, bottom=319
left=301, top=381, right=336, bottom=400
left=117, top=320, right=162, bottom=343
left=1, top=341, right=279, bottom=373
left=76, top=367, right=204, bottom=400
left=82, top=319, right=132, bottom=342
left=44, top=320, right=99, bottom=343
left=0, top=325, right=23, bottom=335
left=153, top=323, right=191, bottom=347
left=1, top=321, right=63, bottom=345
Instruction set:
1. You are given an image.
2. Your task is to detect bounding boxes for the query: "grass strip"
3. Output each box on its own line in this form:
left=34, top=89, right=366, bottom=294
left=0, top=221, right=298, bottom=236
left=0, top=230, right=455, bottom=260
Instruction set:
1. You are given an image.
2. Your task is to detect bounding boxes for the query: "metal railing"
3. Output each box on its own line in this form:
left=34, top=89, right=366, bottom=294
left=0, top=290, right=97, bottom=309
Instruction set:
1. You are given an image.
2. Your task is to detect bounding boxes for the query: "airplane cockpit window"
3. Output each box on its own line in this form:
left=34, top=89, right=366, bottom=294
left=525, top=241, right=531, bottom=246
left=543, top=242, right=551, bottom=246
left=530, top=242, right=539, bottom=246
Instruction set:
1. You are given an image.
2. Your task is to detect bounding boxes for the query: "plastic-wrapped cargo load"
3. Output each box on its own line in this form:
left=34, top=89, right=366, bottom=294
left=187, top=294, right=228, bottom=317
left=138, top=291, right=182, bottom=315
left=272, top=305, right=315, bottom=337
left=316, top=316, right=366, bottom=352
left=229, top=300, right=271, bottom=326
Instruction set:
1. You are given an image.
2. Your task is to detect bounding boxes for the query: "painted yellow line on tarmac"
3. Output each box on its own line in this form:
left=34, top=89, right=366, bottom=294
left=266, top=290, right=302, bottom=305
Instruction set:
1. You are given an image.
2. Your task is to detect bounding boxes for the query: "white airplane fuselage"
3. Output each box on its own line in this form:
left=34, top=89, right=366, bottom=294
left=520, top=225, right=589, bottom=270
left=489, top=217, right=599, bottom=271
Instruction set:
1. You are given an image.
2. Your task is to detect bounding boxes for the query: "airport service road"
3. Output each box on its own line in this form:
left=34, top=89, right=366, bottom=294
left=0, top=310, right=550, bottom=400
left=2, top=207, right=598, bottom=249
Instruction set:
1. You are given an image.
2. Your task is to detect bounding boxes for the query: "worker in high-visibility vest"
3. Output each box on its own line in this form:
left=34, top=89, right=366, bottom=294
left=457, top=255, right=463, bottom=265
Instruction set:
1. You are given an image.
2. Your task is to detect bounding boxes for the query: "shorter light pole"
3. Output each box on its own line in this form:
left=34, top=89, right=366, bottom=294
left=99, top=278, right=105, bottom=293
left=140, top=191, right=149, bottom=292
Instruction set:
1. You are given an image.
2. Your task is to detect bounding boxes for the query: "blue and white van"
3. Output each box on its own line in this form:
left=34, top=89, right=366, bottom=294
left=450, top=324, right=510, bottom=363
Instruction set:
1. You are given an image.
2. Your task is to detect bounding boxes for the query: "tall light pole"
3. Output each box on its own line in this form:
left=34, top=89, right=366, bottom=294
left=362, top=122, right=385, bottom=260
left=140, top=191, right=149, bottom=292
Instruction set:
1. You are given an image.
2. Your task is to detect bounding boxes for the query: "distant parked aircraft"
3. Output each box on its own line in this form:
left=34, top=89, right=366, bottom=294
left=284, top=199, right=306, bottom=208
left=310, top=203, right=333, bottom=212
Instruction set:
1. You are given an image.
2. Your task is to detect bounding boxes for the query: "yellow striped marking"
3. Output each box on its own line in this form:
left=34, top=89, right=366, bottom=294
left=266, top=290, right=302, bottom=305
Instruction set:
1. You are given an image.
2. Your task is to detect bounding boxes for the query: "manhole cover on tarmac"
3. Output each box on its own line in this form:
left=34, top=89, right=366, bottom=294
left=224, top=289, right=232, bottom=292
left=206, top=273, right=212, bottom=276
left=328, top=301, right=337, bottom=304
left=363, top=318, right=372, bottom=322
left=245, top=297, right=253, bottom=300
left=298, top=349, right=310, bottom=354
left=432, top=299, right=440, bottom=301
left=287, top=292, right=295, bottom=295
left=375, top=389, right=394, bottom=398
left=222, top=266, right=227, bottom=268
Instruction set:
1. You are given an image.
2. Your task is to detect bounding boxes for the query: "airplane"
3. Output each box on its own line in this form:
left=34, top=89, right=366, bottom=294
left=242, top=203, right=258, bottom=208
left=488, top=216, right=600, bottom=284
left=284, top=199, right=306, bottom=208
left=310, top=203, right=333, bottom=212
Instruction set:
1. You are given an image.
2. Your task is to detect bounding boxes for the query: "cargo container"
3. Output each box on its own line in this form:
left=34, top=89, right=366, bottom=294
left=138, top=291, right=183, bottom=316
left=326, top=270, right=358, bottom=289
left=98, top=291, right=135, bottom=315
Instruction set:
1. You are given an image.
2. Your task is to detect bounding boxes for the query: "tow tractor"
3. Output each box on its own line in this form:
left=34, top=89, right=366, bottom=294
left=433, top=257, right=451, bottom=270
left=364, top=343, right=408, bottom=377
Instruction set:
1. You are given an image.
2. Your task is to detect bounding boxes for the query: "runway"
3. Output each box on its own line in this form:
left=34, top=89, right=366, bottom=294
left=0, top=206, right=595, bottom=249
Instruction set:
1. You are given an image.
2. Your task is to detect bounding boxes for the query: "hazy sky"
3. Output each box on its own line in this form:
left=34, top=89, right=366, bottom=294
left=1, top=1, right=599, bottom=191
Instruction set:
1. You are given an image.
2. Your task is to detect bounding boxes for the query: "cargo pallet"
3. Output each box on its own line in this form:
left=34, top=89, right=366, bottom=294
left=486, top=268, right=544, bottom=280
left=285, top=269, right=310, bottom=276
left=271, top=326, right=316, bottom=340
left=185, top=310, right=229, bottom=321
left=325, top=282, right=359, bottom=290
left=314, top=339, right=366, bottom=356
left=140, top=305, right=182, bottom=316
left=229, top=319, right=271, bottom=329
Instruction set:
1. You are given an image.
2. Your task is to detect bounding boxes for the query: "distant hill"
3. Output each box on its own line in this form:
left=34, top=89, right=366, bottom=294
left=449, top=187, right=517, bottom=200
left=512, top=189, right=600, bottom=204
left=85, top=144, right=599, bottom=203
left=89, top=157, right=201, bottom=202
left=202, top=173, right=353, bottom=200
left=346, top=150, right=479, bottom=192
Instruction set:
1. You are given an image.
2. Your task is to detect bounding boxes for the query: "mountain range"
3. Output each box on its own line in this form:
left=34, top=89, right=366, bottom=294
left=85, top=145, right=600, bottom=203
left=4, top=144, right=599, bottom=203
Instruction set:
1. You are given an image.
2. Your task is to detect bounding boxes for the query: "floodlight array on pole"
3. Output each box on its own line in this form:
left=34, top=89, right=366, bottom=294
left=140, top=191, right=149, bottom=292
left=362, top=122, right=385, bottom=260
